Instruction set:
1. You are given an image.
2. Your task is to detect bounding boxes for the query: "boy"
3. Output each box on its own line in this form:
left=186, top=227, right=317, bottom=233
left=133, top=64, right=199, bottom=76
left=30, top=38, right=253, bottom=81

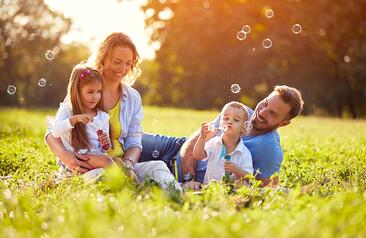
left=193, top=101, right=253, bottom=184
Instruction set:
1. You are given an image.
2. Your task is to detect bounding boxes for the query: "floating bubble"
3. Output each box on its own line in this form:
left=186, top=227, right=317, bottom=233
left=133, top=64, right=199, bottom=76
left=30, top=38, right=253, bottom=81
left=244, top=121, right=253, bottom=130
left=344, top=55, right=351, bottom=63
left=236, top=31, right=247, bottom=41
left=7, top=85, right=16, bottom=95
left=45, top=50, right=55, bottom=61
left=221, top=125, right=228, bottom=132
left=231, top=84, right=241, bottom=94
left=292, top=24, right=302, bottom=34
left=38, top=78, right=47, bottom=87
left=265, top=9, right=274, bottom=18
left=152, top=150, right=160, bottom=158
left=242, top=25, right=251, bottom=34
left=208, top=123, right=215, bottom=132
left=262, top=38, right=272, bottom=49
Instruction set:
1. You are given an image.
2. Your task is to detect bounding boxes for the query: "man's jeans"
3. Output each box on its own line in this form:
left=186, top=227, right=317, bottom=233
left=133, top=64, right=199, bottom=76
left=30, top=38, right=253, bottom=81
left=140, top=133, right=207, bottom=183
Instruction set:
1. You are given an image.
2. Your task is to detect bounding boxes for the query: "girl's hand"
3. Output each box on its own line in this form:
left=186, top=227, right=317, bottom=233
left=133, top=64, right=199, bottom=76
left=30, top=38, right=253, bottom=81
left=70, top=114, right=94, bottom=126
left=200, top=123, right=218, bottom=141
left=223, top=160, right=239, bottom=173
left=97, top=130, right=111, bottom=151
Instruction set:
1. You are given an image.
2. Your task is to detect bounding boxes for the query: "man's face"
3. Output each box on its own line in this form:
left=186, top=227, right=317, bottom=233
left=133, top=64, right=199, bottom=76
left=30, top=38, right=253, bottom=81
left=251, top=92, right=291, bottom=132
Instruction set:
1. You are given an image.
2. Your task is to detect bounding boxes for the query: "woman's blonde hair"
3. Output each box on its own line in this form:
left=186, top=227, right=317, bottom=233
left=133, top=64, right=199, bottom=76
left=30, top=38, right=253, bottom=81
left=66, top=64, right=104, bottom=150
left=89, top=32, right=140, bottom=86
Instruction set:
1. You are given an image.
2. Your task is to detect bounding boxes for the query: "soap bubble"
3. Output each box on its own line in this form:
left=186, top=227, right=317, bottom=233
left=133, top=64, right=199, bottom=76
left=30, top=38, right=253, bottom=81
left=7, top=85, right=16, bottom=95
left=262, top=38, right=272, bottom=49
left=244, top=121, right=253, bottom=130
left=152, top=150, right=160, bottom=158
left=45, top=50, right=55, bottom=61
left=221, top=125, right=228, bottom=132
left=208, top=123, right=216, bottom=132
left=38, top=78, right=47, bottom=87
left=242, top=25, right=251, bottom=34
left=265, top=9, right=274, bottom=18
left=292, top=24, right=302, bottom=34
left=231, top=84, right=241, bottom=94
left=236, top=31, right=247, bottom=41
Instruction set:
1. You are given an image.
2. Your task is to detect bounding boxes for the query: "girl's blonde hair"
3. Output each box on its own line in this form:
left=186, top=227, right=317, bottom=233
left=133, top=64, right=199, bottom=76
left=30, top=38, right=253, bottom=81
left=89, top=32, right=140, bottom=86
left=66, top=64, right=104, bottom=150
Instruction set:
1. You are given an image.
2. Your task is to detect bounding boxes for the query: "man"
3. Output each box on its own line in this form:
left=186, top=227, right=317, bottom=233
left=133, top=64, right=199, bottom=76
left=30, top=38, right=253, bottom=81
left=139, top=85, right=304, bottom=188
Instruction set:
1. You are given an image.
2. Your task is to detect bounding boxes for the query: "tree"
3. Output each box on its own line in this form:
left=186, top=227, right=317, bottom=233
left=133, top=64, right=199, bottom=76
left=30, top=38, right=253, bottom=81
left=0, top=0, right=72, bottom=107
left=141, top=0, right=366, bottom=117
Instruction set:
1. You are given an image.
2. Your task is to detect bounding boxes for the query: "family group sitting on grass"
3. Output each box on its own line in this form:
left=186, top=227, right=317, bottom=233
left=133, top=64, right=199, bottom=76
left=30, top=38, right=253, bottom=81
left=45, top=32, right=304, bottom=192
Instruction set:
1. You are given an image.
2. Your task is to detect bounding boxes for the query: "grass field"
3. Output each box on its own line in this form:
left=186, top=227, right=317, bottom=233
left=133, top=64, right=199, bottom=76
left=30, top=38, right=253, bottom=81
left=1, top=107, right=366, bottom=237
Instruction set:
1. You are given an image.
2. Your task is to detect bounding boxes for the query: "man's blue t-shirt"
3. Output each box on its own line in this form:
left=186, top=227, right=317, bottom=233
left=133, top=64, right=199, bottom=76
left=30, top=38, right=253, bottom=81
left=195, top=107, right=283, bottom=183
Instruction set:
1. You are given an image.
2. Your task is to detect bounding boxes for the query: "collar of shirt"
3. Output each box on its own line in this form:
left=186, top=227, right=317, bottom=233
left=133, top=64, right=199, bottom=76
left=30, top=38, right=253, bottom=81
left=211, top=135, right=246, bottom=157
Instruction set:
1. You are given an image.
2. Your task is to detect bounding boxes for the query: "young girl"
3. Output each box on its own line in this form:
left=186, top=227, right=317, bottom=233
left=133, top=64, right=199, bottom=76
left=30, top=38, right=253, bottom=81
left=193, top=101, right=253, bottom=184
left=51, top=64, right=113, bottom=171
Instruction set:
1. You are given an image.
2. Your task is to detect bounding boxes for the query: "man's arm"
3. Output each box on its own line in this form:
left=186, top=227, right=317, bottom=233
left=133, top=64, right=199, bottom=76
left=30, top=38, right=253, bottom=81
left=179, top=129, right=200, bottom=177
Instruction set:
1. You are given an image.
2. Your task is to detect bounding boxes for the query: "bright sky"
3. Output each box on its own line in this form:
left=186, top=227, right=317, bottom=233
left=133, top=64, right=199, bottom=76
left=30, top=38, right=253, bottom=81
left=45, top=0, right=155, bottom=59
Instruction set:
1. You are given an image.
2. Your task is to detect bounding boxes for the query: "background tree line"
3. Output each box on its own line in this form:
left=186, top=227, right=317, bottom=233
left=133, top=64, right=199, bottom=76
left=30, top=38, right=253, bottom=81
left=136, top=0, right=366, bottom=118
left=1, top=0, right=365, bottom=118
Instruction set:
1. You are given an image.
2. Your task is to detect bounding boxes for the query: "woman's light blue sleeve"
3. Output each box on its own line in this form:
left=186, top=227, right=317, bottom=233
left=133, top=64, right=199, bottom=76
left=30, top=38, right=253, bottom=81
left=124, top=92, right=143, bottom=150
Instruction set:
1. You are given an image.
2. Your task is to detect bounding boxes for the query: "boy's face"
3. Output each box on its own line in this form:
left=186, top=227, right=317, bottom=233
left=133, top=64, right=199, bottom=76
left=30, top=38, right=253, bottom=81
left=220, top=106, right=248, bottom=136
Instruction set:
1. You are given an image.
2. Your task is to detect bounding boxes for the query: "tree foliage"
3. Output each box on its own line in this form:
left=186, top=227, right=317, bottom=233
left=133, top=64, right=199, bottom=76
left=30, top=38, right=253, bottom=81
left=0, top=0, right=89, bottom=107
left=140, top=0, right=366, bottom=117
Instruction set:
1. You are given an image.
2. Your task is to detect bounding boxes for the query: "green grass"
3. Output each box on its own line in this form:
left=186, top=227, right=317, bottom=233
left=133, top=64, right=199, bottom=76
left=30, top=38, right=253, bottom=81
left=1, top=107, right=366, bottom=237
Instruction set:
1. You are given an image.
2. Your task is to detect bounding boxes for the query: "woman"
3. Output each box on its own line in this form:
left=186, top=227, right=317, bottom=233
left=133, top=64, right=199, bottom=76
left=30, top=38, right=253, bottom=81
left=47, top=32, right=181, bottom=191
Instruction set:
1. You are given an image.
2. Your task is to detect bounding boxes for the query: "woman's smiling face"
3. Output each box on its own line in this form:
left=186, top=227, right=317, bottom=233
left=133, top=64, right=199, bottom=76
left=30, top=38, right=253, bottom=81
left=103, top=45, right=134, bottom=82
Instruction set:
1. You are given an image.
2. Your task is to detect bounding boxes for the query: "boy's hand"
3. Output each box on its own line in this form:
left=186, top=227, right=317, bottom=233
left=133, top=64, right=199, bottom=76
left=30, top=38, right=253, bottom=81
left=200, top=123, right=218, bottom=141
left=223, top=160, right=239, bottom=173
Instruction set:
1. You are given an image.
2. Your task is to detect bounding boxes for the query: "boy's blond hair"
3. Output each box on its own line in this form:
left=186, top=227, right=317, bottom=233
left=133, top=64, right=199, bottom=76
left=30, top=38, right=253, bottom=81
left=222, top=101, right=249, bottom=121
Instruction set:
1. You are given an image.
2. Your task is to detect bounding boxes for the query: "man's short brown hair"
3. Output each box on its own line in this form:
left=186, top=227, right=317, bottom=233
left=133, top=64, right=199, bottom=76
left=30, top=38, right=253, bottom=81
left=273, top=85, right=304, bottom=120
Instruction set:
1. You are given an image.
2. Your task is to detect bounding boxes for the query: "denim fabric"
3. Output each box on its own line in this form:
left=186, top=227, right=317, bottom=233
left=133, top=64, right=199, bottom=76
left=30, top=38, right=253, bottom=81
left=140, top=133, right=187, bottom=182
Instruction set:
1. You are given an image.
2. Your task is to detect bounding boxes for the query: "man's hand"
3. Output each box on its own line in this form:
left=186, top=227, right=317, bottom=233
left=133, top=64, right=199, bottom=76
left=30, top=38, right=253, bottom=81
left=183, top=181, right=202, bottom=190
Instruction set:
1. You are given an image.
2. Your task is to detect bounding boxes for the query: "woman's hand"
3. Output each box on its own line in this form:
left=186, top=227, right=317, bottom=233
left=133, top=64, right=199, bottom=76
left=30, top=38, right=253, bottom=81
left=74, top=153, right=114, bottom=169
left=61, top=150, right=94, bottom=174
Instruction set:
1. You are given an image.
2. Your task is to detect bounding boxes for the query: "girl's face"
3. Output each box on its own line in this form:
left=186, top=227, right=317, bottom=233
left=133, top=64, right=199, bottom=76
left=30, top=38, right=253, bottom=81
left=80, top=80, right=102, bottom=112
left=103, top=46, right=134, bottom=82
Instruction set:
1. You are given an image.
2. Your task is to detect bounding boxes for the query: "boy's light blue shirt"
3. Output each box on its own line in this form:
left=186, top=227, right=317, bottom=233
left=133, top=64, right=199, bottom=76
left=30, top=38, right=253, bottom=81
left=195, top=107, right=283, bottom=182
